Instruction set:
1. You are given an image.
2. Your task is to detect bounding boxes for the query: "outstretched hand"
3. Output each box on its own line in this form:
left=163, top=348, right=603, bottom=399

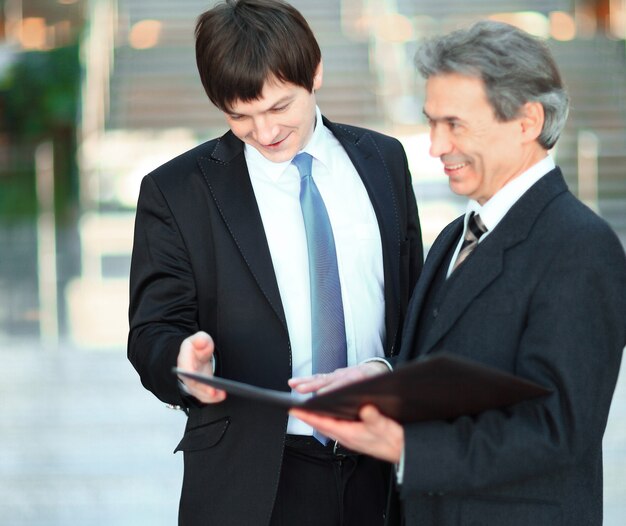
left=177, top=331, right=227, bottom=404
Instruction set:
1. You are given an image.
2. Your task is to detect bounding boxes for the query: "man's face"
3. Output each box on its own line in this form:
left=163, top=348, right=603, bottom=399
left=224, top=68, right=322, bottom=163
left=423, top=73, right=529, bottom=204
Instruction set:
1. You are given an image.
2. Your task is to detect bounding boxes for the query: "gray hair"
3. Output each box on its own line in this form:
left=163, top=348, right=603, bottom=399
left=415, top=20, right=569, bottom=149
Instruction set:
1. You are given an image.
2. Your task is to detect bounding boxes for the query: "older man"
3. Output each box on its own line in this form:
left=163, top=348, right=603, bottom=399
left=292, top=20, right=626, bottom=526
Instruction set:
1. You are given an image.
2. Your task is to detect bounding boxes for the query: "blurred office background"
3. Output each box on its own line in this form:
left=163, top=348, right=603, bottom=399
left=0, top=0, right=625, bottom=524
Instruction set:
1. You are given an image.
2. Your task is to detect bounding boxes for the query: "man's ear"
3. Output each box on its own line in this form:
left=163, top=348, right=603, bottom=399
left=313, top=60, right=323, bottom=91
left=519, top=101, right=544, bottom=143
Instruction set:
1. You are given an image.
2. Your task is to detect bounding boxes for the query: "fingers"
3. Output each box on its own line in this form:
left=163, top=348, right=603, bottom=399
left=288, top=373, right=334, bottom=393
left=177, top=331, right=225, bottom=404
left=358, top=405, right=404, bottom=463
left=290, top=363, right=388, bottom=394
left=292, top=404, right=403, bottom=462
left=178, top=332, right=215, bottom=371
left=179, top=372, right=227, bottom=404
left=289, top=368, right=356, bottom=394
left=187, top=383, right=227, bottom=404
left=358, top=405, right=389, bottom=438
left=289, top=409, right=372, bottom=456
left=359, top=405, right=397, bottom=436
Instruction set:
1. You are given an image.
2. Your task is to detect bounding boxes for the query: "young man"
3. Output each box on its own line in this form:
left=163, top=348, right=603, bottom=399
left=127, top=1, right=423, bottom=525
left=292, top=21, right=626, bottom=526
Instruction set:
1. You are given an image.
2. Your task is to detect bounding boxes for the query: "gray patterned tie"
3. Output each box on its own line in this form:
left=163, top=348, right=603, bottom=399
left=293, top=152, right=347, bottom=444
left=452, top=212, right=488, bottom=272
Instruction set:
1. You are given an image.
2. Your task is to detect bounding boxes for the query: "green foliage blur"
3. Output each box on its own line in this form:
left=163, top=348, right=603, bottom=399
left=0, top=44, right=81, bottom=221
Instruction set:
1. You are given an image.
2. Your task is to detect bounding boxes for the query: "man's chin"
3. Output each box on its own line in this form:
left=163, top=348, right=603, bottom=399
left=249, top=139, right=296, bottom=163
left=259, top=147, right=298, bottom=163
left=448, top=179, right=465, bottom=195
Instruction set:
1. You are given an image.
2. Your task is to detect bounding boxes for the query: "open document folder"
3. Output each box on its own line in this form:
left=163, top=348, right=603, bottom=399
left=173, top=352, right=551, bottom=423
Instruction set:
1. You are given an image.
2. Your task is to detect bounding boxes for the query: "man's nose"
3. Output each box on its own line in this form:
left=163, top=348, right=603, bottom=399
left=429, top=125, right=453, bottom=158
left=253, top=116, right=279, bottom=145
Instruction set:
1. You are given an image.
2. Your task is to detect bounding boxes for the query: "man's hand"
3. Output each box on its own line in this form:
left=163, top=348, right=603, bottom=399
left=177, top=331, right=227, bottom=404
left=290, top=405, right=404, bottom=463
left=289, top=361, right=389, bottom=394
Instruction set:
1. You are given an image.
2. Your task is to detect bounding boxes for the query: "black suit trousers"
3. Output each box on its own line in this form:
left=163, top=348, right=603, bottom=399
left=269, top=438, right=389, bottom=526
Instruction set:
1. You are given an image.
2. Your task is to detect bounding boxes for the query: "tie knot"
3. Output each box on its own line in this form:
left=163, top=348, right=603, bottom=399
left=452, top=212, right=488, bottom=273
left=467, top=212, right=487, bottom=240
left=292, top=152, right=313, bottom=179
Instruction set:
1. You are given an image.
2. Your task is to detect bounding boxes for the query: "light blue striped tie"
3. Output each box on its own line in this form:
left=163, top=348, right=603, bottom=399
left=293, top=152, right=347, bottom=445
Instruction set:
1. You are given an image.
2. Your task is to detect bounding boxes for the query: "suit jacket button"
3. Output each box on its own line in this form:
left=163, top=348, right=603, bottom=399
left=432, top=308, right=439, bottom=318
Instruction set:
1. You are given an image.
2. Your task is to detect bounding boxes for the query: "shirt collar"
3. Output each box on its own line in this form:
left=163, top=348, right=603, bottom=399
left=465, top=154, right=555, bottom=234
left=302, top=106, right=334, bottom=170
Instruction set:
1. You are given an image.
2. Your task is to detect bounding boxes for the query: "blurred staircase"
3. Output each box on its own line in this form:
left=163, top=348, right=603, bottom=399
left=104, top=0, right=626, bottom=244
left=397, top=0, right=571, bottom=19
left=550, top=36, right=626, bottom=245
left=106, top=0, right=383, bottom=136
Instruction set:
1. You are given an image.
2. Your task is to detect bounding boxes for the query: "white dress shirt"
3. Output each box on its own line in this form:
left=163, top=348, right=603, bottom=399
left=246, top=106, right=386, bottom=435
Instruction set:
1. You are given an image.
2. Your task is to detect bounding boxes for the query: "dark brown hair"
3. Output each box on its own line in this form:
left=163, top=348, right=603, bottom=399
left=195, top=0, right=321, bottom=112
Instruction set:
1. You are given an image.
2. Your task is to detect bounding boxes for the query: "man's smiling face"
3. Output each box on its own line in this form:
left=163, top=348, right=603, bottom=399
left=423, top=73, right=531, bottom=204
left=224, top=66, right=322, bottom=163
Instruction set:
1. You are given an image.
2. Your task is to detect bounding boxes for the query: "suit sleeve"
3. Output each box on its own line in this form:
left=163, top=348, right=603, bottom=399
left=127, top=174, right=200, bottom=406
left=399, top=217, right=626, bottom=497
left=401, top=143, right=424, bottom=293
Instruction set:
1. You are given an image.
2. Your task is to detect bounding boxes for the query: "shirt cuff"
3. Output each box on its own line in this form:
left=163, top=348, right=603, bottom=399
left=362, top=357, right=393, bottom=372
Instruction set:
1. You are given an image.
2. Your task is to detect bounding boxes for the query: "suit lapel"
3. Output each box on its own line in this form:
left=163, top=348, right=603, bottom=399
left=398, top=218, right=463, bottom=361
left=324, top=118, right=402, bottom=352
left=196, top=131, right=287, bottom=330
left=420, top=232, right=504, bottom=354
left=410, top=168, right=569, bottom=357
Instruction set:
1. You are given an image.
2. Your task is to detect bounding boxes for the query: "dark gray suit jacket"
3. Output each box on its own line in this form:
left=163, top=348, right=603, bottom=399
left=397, top=168, right=626, bottom=526
left=127, top=117, right=423, bottom=526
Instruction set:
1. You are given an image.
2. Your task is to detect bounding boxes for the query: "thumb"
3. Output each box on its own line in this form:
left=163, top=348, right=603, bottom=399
left=190, top=331, right=215, bottom=364
left=359, top=405, right=383, bottom=427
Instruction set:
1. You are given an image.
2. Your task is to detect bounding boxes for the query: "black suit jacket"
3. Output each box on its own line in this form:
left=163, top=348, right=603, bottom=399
left=127, top=117, right=423, bottom=526
left=397, top=168, right=626, bottom=526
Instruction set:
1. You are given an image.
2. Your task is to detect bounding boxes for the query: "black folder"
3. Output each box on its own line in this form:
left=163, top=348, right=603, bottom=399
left=173, top=352, right=551, bottom=423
